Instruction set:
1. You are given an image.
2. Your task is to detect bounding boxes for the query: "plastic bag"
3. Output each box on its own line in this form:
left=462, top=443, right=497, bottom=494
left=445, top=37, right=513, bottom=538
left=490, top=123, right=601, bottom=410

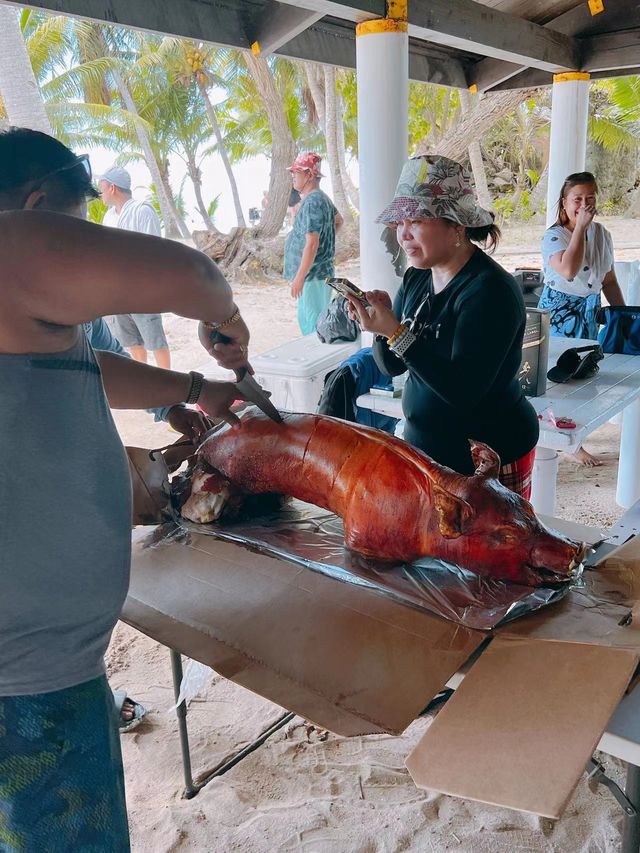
left=173, top=658, right=215, bottom=708
left=316, top=296, right=358, bottom=343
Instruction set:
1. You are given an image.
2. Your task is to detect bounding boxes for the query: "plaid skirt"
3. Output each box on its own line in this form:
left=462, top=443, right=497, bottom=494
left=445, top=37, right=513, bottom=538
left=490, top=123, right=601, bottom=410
left=498, top=447, right=536, bottom=501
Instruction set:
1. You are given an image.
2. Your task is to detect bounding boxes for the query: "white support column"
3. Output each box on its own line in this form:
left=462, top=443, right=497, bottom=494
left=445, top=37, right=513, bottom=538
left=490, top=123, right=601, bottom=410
left=617, top=399, right=640, bottom=509
left=546, top=72, right=590, bottom=227
left=356, top=14, right=408, bottom=301
left=531, top=446, right=559, bottom=515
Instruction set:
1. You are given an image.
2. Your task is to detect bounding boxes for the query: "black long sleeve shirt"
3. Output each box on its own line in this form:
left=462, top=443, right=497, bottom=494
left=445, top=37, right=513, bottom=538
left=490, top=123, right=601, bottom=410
left=373, top=249, right=539, bottom=475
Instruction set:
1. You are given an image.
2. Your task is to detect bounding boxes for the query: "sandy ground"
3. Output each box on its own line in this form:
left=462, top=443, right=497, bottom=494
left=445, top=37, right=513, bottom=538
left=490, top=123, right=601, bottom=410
left=108, top=218, right=639, bottom=853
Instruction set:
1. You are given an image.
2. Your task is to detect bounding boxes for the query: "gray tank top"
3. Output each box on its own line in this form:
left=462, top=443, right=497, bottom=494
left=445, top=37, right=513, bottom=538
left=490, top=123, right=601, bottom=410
left=0, top=331, right=131, bottom=695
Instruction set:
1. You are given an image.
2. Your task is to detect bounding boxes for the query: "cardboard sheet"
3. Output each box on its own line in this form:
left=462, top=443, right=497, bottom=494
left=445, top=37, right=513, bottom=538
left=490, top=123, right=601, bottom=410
left=406, top=637, right=638, bottom=818
left=124, top=527, right=483, bottom=736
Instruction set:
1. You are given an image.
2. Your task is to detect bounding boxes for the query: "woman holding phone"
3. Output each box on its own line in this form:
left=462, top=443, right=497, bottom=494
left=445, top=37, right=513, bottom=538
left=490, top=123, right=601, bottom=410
left=347, top=155, right=539, bottom=499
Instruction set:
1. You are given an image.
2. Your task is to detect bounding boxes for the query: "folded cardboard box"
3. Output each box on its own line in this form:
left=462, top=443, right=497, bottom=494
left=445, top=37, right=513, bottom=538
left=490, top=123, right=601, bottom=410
left=123, top=450, right=640, bottom=819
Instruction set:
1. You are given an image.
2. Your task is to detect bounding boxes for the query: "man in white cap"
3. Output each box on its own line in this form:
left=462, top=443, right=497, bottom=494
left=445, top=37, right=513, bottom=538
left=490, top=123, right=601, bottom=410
left=99, top=165, right=172, bottom=368
left=283, top=152, right=343, bottom=335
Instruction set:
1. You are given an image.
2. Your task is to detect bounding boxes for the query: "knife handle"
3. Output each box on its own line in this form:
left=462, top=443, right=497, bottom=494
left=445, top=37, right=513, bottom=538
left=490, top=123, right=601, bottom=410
left=207, top=328, right=247, bottom=382
left=208, top=329, right=232, bottom=346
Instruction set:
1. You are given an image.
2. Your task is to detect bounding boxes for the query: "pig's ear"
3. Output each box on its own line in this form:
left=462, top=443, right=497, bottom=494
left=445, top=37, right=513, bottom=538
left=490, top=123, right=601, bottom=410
left=432, top=483, right=475, bottom=539
left=469, top=440, right=501, bottom=479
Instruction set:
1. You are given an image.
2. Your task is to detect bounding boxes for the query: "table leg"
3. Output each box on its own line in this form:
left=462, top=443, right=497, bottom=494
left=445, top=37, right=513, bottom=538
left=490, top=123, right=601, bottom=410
left=622, top=762, right=640, bottom=853
left=531, top=446, right=559, bottom=515
left=170, top=649, right=198, bottom=799
left=617, top=399, right=640, bottom=509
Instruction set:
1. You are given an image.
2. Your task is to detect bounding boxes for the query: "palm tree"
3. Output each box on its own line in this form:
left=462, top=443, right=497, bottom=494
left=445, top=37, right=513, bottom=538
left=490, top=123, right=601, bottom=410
left=0, top=5, right=51, bottom=132
left=303, top=62, right=354, bottom=223
left=142, top=38, right=247, bottom=228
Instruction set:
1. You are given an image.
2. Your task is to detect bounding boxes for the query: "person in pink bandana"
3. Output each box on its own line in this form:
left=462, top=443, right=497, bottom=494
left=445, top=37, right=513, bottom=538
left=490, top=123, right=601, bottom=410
left=283, top=152, right=343, bottom=334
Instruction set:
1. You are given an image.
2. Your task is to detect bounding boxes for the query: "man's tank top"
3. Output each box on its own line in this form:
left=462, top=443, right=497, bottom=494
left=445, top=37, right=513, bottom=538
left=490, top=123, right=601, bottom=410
left=0, top=331, right=131, bottom=695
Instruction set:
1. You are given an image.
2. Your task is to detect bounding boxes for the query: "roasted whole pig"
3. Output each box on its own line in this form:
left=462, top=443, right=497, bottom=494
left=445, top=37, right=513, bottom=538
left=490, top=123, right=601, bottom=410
left=190, top=411, right=585, bottom=587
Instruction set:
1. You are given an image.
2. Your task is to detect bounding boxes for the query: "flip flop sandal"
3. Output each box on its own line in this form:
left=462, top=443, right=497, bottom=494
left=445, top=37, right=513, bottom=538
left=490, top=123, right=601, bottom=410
left=112, top=688, right=147, bottom=733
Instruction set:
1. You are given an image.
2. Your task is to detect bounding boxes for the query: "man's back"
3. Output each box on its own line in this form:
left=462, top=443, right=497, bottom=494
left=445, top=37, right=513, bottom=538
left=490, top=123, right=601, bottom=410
left=108, top=198, right=161, bottom=237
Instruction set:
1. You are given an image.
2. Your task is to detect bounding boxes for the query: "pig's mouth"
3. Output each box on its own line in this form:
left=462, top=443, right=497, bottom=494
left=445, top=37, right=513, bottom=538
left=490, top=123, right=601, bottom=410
left=523, top=542, right=587, bottom=587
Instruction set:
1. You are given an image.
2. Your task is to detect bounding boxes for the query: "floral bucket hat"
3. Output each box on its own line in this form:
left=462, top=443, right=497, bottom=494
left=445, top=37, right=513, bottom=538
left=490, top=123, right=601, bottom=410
left=376, top=155, right=493, bottom=228
left=287, top=151, right=323, bottom=179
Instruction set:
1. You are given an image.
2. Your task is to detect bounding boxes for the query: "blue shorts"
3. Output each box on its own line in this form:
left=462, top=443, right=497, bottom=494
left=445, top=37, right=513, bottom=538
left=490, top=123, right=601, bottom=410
left=110, top=313, right=168, bottom=350
left=0, top=676, right=130, bottom=853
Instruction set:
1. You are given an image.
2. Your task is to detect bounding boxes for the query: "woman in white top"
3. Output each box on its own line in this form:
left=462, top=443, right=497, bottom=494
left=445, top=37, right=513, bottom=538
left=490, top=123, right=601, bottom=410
left=539, top=171, right=625, bottom=465
left=539, top=171, right=624, bottom=338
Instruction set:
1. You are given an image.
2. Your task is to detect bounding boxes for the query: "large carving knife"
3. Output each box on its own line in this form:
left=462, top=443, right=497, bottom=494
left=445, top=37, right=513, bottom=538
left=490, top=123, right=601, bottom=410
left=207, top=327, right=283, bottom=425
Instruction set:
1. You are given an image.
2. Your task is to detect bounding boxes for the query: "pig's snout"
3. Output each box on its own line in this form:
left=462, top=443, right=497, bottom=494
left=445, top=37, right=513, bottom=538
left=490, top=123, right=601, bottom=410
left=529, top=537, right=586, bottom=579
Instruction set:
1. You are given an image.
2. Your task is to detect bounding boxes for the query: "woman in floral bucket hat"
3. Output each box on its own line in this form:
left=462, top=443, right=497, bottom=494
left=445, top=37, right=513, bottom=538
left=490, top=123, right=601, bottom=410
left=347, top=155, right=539, bottom=497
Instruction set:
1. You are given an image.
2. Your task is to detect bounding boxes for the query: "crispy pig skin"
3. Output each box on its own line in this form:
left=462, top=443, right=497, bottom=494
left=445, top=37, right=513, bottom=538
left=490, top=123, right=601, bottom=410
left=199, top=411, right=585, bottom=587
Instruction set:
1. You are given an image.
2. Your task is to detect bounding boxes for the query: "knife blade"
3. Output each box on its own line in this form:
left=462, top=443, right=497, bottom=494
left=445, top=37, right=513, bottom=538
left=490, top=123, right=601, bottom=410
left=205, top=327, right=283, bottom=424
left=235, top=369, right=283, bottom=423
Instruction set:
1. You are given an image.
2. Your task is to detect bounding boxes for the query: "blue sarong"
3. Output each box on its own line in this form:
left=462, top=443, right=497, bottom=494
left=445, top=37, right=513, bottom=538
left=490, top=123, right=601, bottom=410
left=0, top=676, right=130, bottom=853
left=538, top=286, right=601, bottom=340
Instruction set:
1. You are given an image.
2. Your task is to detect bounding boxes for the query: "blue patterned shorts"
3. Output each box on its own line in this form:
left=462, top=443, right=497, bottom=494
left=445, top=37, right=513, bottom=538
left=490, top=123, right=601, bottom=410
left=0, top=676, right=130, bottom=853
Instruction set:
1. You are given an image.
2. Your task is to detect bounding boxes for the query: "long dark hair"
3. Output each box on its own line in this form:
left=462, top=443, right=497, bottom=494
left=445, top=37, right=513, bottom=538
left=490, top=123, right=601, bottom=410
left=556, top=172, right=598, bottom=226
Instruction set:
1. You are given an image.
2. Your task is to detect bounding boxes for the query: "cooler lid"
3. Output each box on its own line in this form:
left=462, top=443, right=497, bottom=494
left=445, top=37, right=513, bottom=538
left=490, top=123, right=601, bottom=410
left=252, top=335, right=360, bottom=378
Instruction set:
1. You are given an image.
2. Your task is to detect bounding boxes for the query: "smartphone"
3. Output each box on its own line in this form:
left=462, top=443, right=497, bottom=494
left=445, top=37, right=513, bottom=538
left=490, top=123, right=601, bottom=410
left=325, top=277, right=369, bottom=306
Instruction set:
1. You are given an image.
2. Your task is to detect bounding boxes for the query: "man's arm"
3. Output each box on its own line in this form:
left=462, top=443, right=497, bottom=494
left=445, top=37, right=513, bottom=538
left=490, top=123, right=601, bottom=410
left=1, top=211, right=235, bottom=329
left=95, top=350, right=242, bottom=425
left=88, top=318, right=173, bottom=422
left=335, top=212, right=344, bottom=233
left=291, top=232, right=320, bottom=298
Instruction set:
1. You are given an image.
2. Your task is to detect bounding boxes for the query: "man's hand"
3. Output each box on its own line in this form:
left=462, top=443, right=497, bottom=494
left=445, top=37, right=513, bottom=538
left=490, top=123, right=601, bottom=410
left=198, top=379, right=246, bottom=426
left=290, top=276, right=305, bottom=300
left=198, top=315, right=251, bottom=373
left=166, top=405, right=213, bottom=440
left=345, top=291, right=399, bottom=337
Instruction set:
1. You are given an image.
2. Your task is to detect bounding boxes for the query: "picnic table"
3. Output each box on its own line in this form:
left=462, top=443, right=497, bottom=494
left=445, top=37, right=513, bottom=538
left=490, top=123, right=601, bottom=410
left=122, top=513, right=640, bottom=852
left=356, top=337, right=640, bottom=516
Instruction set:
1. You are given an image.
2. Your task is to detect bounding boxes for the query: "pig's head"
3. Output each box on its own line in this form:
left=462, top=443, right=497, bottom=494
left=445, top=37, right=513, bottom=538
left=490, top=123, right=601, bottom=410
left=420, top=441, right=586, bottom=587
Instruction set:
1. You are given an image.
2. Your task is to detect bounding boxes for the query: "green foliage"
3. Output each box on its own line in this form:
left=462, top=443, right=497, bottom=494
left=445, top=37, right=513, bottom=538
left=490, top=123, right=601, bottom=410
left=87, top=197, right=108, bottom=223
left=207, top=193, right=220, bottom=220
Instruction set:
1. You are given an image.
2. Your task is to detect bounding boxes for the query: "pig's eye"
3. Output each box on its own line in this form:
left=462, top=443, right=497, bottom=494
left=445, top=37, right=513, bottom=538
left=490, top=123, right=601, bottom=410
left=490, top=528, right=521, bottom=544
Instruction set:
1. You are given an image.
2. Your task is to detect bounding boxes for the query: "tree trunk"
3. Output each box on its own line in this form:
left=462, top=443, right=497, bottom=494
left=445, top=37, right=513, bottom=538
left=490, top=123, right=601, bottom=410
left=0, top=5, right=51, bottom=133
left=187, top=153, right=217, bottom=230
left=244, top=51, right=296, bottom=239
left=157, top=158, right=190, bottom=239
left=459, top=89, right=492, bottom=210
left=108, top=55, right=189, bottom=238
left=197, top=77, right=246, bottom=228
left=335, top=80, right=359, bottom=211
left=323, top=65, right=353, bottom=223
left=422, top=89, right=540, bottom=162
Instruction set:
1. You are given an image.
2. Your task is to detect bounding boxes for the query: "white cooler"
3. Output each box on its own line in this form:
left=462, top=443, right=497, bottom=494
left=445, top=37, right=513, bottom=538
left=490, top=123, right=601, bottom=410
left=251, top=334, right=360, bottom=413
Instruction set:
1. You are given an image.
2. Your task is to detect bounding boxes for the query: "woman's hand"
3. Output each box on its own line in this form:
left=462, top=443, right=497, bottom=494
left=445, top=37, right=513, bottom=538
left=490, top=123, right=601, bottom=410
left=345, top=290, right=400, bottom=338
left=575, top=204, right=596, bottom=232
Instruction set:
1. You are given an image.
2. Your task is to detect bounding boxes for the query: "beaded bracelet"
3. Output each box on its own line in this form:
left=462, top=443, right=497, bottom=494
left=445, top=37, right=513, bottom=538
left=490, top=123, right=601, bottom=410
left=387, top=322, right=407, bottom=347
left=202, top=307, right=241, bottom=331
left=389, top=327, right=417, bottom=359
